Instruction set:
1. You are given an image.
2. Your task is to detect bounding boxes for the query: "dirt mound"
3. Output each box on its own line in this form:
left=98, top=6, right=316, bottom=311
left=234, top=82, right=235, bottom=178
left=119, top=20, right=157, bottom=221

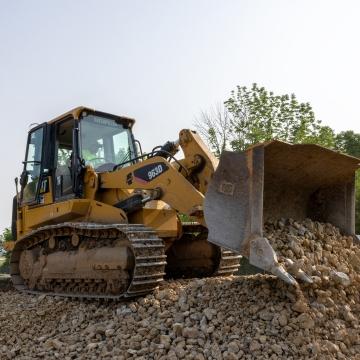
left=0, top=219, right=359, bottom=359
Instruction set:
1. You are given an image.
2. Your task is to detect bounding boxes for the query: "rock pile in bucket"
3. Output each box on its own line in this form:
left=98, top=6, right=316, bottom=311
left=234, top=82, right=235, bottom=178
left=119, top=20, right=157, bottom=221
left=0, top=219, right=359, bottom=359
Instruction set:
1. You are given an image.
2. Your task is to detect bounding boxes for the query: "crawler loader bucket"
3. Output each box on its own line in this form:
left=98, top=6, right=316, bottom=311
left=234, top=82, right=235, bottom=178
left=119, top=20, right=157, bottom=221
left=204, top=140, right=360, bottom=284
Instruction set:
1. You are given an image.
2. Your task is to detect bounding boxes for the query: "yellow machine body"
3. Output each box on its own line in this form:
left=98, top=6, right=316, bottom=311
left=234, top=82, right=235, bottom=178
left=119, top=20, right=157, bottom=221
left=11, top=107, right=240, bottom=298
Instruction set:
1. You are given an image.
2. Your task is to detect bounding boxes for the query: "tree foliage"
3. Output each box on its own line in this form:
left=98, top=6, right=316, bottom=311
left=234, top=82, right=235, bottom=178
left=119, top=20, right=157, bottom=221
left=335, top=131, right=360, bottom=158
left=225, top=83, right=335, bottom=151
left=196, top=83, right=336, bottom=152
left=0, top=228, right=12, bottom=273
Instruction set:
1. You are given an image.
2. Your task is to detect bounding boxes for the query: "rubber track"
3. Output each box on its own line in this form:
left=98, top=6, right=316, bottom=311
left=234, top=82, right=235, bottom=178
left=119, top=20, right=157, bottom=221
left=10, top=223, right=166, bottom=300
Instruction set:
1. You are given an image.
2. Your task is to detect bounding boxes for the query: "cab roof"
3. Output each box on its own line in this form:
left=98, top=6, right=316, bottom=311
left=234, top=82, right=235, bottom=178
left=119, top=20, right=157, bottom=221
left=47, top=106, right=135, bottom=128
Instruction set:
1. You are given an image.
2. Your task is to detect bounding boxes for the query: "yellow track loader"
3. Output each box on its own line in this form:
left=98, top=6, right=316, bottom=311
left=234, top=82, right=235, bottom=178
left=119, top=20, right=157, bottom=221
left=10, top=107, right=359, bottom=298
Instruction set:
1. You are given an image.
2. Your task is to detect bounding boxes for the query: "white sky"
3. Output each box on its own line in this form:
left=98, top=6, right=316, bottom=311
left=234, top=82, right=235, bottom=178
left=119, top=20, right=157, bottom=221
left=0, top=0, right=360, bottom=230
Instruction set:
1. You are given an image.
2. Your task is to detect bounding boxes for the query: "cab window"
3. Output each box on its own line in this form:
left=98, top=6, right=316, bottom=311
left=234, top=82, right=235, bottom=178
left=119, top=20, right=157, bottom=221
left=80, top=114, right=135, bottom=172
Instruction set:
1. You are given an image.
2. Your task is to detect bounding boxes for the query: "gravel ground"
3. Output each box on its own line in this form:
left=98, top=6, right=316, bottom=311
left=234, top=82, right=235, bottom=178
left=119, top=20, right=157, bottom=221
left=0, top=219, right=359, bottom=360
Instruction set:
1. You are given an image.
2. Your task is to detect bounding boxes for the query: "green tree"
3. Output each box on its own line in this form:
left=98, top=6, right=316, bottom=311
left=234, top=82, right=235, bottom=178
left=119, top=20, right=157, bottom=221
left=196, top=84, right=335, bottom=152
left=224, top=83, right=335, bottom=151
left=335, top=131, right=360, bottom=158
left=0, top=228, right=13, bottom=273
left=302, top=125, right=336, bottom=149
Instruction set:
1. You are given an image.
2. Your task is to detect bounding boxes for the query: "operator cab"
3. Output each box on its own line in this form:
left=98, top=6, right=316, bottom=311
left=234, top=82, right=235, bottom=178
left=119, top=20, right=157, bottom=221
left=19, top=107, right=138, bottom=206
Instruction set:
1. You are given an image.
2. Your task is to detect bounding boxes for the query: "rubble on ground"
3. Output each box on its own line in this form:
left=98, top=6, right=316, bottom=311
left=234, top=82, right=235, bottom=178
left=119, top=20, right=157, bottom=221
left=0, top=219, right=359, bottom=359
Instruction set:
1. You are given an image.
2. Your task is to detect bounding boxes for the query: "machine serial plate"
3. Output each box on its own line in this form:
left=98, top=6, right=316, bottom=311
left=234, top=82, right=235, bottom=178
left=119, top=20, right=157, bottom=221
left=133, top=162, right=169, bottom=184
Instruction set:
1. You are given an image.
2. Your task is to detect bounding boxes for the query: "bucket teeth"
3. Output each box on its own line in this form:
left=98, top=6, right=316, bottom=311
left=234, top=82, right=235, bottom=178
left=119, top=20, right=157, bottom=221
left=269, top=265, right=297, bottom=286
left=246, top=237, right=314, bottom=286
left=284, top=258, right=313, bottom=284
left=249, top=236, right=298, bottom=286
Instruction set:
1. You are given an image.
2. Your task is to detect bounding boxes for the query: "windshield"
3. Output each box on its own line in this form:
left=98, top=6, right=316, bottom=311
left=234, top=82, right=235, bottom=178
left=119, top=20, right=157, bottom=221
left=80, top=114, right=135, bottom=172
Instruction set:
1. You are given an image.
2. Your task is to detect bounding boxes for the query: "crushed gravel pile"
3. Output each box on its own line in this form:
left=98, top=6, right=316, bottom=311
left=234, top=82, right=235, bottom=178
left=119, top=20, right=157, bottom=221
left=1, top=219, right=359, bottom=360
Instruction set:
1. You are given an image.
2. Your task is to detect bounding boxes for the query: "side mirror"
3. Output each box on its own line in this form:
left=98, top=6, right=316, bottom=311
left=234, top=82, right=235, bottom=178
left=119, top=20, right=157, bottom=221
left=19, top=170, right=28, bottom=187
left=14, top=177, right=19, bottom=199
left=135, top=139, right=143, bottom=157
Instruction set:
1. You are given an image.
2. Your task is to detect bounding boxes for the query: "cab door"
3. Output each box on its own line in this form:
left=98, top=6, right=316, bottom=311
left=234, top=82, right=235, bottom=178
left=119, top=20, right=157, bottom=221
left=54, top=118, right=76, bottom=200
left=20, top=125, right=46, bottom=204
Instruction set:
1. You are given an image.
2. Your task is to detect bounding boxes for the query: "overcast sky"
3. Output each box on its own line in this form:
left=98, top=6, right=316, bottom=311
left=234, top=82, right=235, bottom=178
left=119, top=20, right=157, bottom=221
left=1, top=0, right=360, bottom=230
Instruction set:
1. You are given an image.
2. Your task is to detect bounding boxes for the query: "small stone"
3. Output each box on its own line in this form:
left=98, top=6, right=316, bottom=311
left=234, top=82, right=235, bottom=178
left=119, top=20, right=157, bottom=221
left=278, top=314, right=288, bottom=326
left=259, top=335, right=267, bottom=344
left=226, top=316, right=236, bottom=326
left=194, top=353, right=205, bottom=360
left=173, top=323, right=183, bottom=337
left=203, top=308, right=216, bottom=321
left=349, top=254, right=360, bottom=270
left=175, top=345, right=186, bottom=358
left=182, top=327, right=199, bottom=338
left=155, top=289, right=169, bottom=300
left=95, top=325, right=105, bottom=335
left=200, top=316, right=207, bottom=332
left=206, top=326, right=215, bottom=334
left=160, top=335, right=171, bottom=345
left=249, top=341, right=261, bottom=351
left=259, top=310, right=273, bottom=321
left=271, top=343, right=283, bottom=355
left=167, top=350, right=178, bottom=360
left=324, top=340, right=340, bottom=353
left=44, top=339, right=64, bottom=350
left=334, top=329, right=347, bottom=342
left=297, top=313, right=315, bottom=329
left=309, top=341, right=321, bottom=355
left=105, top=329, right=115, bottom=337
left=227, top=341, right=239, bottom=353
left=223, top=352, right=238, bottom=360
left=342, top=306, right=356, bottom=323
left=86, top=342, right=99, bottom=350
left=330, top=271, right=351, bottom=286
left=292, top=299, right=309, bottom=313
left=116, top=306, right=132, bottom=316
left=37, top=335, right=48, bottom=343
left=178, top=293, right=189, bottom=311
